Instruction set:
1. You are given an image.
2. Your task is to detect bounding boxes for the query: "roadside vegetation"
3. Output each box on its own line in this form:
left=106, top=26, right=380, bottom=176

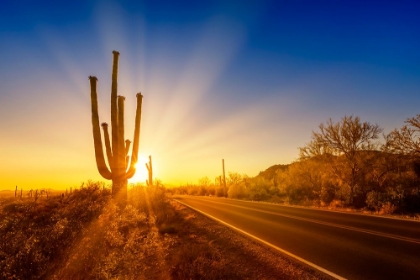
left=2, top=114, right=420, bottom=278
left=1, top=180, right=322, bottom=279
left=171, top=115, right=420, bottom=217
left=0, top=181, right=174, bottom=279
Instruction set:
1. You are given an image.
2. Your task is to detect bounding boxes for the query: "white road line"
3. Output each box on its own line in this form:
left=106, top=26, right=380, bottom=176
left=174, top=199, right=347, bottom=280
left=191, top=196, right=420, bottom=223
left=227, top=197, right=420, bottom=223
left=191, top=197, right=420, bottom=245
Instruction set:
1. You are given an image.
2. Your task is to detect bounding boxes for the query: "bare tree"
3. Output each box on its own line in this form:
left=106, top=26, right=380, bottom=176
left=300, top=115, right=383, bottom=204
left=384, top=114, right=420, bottom=156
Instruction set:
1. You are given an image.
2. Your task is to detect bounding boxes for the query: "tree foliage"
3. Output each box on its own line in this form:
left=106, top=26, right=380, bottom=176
left=300, top=115, right=383, bottom=204
left=384, top=114, right=420, bottom=156
left=172, top=115, right=420, bottom=215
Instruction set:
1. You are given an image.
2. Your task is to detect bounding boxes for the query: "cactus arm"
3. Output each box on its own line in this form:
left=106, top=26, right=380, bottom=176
left=125, top=140, right=131, bottom=156
left=126, top=93, right=143, bottom=179
left=125, top=140, right=131, bottom=170
left=117, top=96, right=126, bottom=180
left=101, top=122, right=114, bottom=172
left=89, top=76, right=112, bottom=180
left=111, top=51, right=120, bottom=174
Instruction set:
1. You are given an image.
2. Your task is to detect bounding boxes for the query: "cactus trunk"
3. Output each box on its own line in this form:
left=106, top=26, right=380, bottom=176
left=89, top=51, right=143, bottom=203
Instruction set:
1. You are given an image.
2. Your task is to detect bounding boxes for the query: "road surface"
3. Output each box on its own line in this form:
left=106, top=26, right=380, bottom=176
left=174, top=196, right=420, bottom=280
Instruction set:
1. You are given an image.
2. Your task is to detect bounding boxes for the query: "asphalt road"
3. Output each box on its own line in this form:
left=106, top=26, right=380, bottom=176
left=174, top=196, right=420, bottom=280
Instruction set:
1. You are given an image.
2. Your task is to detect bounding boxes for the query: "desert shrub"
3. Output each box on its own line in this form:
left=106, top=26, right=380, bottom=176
left=56, top=201, right=155, bottom=279
left=352, top=189, right=368, bottom=209
left=366, top=191, right=383, bottom=211
left=0, top=180, right=182, bottom=279
left=245, top=177, right=271, bottom=201
left=248, top=188, right=269, bottom=201
left=188, top=186, right=199, bottom=196
left=320, top=182, right=337, bottom=205
left=379, top=202, right=396, bottom=215
left=227, top=182, right=246, bottom=199
left=54, top=183, right=173, bottom=279
left=215, top=186, right=225, bottom=197
left=329, top=199, right=344, bottom=208
left=0, top=182, right=111, bottom=279
left=128, top=183, right=167, bottom=221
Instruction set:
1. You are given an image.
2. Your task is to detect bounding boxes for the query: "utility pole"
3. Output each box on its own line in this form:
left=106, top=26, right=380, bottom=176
left=222, top=159, right=227, bottom=197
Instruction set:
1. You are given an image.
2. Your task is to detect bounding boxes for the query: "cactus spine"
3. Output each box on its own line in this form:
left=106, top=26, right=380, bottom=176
left=146, top=155, right=153, bottom=186
left=89, top=51, right=143, bottom=202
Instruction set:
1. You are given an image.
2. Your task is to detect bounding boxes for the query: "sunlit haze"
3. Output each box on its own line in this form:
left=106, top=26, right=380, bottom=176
left=1, top=1, right=419, bottom=190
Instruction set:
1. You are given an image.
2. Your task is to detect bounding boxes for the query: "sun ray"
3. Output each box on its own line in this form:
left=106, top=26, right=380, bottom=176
left=128, top=154, right=150, bottom=184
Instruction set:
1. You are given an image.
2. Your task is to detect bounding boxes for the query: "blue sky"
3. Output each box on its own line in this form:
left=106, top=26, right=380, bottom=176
left=0, top=0, right=419, bottom=189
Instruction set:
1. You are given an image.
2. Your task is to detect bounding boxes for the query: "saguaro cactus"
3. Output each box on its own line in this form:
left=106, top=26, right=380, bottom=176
left=89, top=51, right=143, bottom=202
left=146, top=155, right=153, bottom=186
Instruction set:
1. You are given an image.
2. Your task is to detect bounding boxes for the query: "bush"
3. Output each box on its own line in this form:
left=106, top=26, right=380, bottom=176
left=0, top=183, right=111, bottom=279
left=379, top=202, right=396, bottom=215
left=227, top=183, right=246, bottom=199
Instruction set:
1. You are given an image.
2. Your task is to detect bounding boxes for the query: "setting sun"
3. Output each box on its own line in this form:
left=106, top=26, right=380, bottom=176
left=129, top=155, right=151, bottom=184
left=1, top=1, right=420, bottom=279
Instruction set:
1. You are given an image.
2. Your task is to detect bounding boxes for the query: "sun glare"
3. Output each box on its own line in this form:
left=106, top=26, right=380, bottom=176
left=128, top=155, right=150, bottom=184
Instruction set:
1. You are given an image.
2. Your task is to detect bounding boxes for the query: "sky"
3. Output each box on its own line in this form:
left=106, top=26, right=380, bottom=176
left=0, top=0, right=419, bottom=190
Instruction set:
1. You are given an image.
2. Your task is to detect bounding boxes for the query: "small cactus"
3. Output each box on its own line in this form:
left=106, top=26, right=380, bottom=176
left=146, top=156, right=153, bottom=186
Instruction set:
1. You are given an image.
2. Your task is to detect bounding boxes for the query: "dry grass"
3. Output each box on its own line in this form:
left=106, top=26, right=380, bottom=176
left=0, top=184, right=111, bottom=279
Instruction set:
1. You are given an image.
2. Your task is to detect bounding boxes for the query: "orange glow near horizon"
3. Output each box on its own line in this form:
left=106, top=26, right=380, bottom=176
left=128, top=155, right=150, bottom=184
left=0, top=7, right=303, bottom=192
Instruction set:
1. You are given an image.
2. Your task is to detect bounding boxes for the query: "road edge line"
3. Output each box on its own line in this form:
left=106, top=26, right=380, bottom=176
left=227, top=198, right=420, bottom=223
left=191, top=197, right=420, bottom=245
left=174, top=199, right=347, bottom=280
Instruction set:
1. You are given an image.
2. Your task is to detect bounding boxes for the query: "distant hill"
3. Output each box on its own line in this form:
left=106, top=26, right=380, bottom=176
left=257, top=164, right=289, bottom=180
left=256, top=151, right=415, bottom=181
